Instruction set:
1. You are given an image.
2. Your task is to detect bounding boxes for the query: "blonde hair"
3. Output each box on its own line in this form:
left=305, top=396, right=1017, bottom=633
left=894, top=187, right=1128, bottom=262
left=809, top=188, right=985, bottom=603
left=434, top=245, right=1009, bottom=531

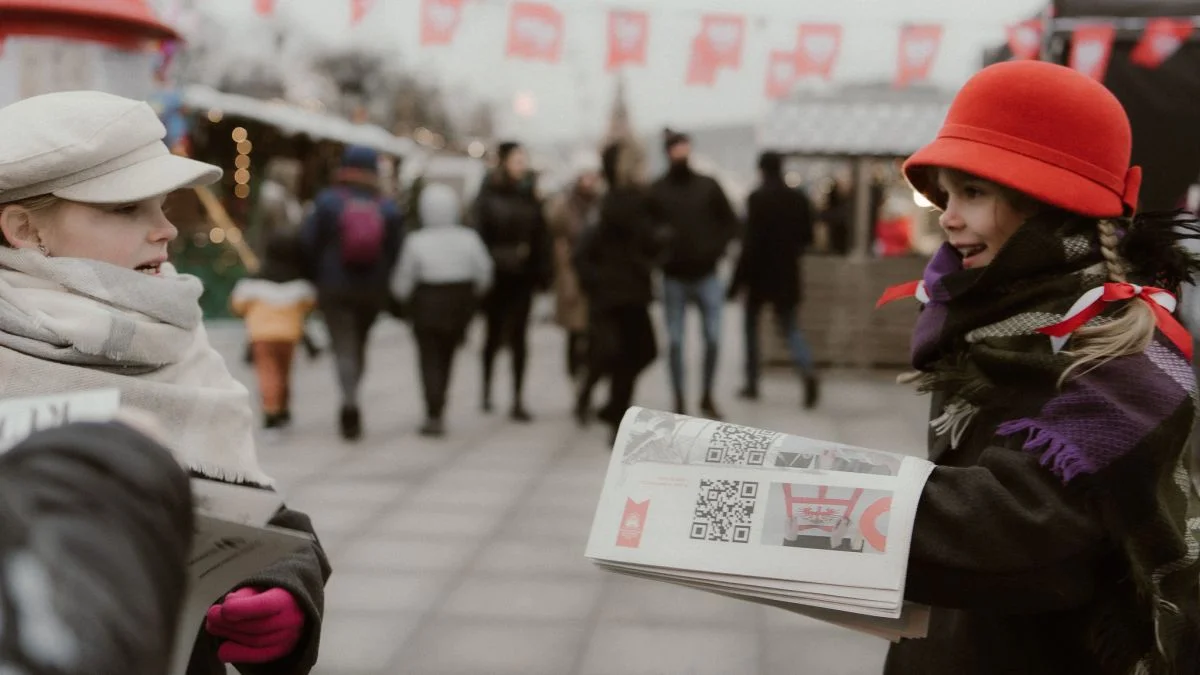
left=1060, top=219, right=1158, bottom=381
left=0, top=195, right=64, bottom=247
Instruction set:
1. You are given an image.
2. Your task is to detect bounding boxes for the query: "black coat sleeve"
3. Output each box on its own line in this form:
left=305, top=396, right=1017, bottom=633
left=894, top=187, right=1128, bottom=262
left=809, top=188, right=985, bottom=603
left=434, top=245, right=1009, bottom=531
left=906, top=448, right=1108, bottom=613
left=729, top=192, right=762, bottom=297
left=708, top=177, right=741, bottom=243
left=0, top=421, right=193, bottom=675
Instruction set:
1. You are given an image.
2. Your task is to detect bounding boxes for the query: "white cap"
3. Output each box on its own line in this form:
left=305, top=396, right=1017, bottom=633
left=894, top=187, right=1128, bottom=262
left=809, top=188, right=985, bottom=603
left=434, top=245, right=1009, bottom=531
left=0, top=90, right=222, bottom=205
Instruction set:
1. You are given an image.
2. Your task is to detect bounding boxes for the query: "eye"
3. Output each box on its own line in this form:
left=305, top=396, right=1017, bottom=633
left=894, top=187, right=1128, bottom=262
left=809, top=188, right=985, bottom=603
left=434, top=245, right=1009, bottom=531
left=111, top=203, right=140, bottom=216
left=962, top=185, right=985, bottom=199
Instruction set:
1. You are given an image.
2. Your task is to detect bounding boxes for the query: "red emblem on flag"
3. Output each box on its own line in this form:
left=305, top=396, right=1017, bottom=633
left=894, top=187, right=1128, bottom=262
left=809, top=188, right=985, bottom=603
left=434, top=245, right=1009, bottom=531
left=765, top=50, right=798, bottom=100
left=895, top=24, right=942, bottom=88
left=1070, top=23, right=1116, bottom=81
left=1006, top=19, right=1043, bottom=60
left=698, top=14, right=745, bottom=69
left=349, top=0, right=374, bottom=26
left=254, top=0, right=274, bottom=16
left=420, top=0, right=463, bottom=46
left=506, top=2, right=564, bottom=63
left=795, top=24, right=841, bottom=80
left=607, top=10, right=648, bottom=71
left=1131, top=18, right=1193, bottom=69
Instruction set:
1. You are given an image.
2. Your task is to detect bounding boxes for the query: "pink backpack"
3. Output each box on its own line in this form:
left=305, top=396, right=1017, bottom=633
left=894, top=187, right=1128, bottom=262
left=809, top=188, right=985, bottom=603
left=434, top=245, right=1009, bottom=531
left=337, top=192, right=386, bottom=267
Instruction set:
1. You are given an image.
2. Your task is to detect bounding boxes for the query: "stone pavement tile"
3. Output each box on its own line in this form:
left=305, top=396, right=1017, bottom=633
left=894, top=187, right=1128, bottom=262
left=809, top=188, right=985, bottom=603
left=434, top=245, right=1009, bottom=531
left=375, top=507, right=505, bottom=538
left=334, top=535, right=477, bottom=574
left=313, top=610, right=420, bottom=673
left=763, top=626, right=888, bottom=675
left=497, top=510, right=594, bottom=546
left=597, top=574, right=761, bottom=627
left=406, top=483, right=526, bottom=511
left=302, top=504, right=380, bottom=540
left=401, top=619, right=586, bottom=675
left=524, top=482, right=605, bottom=517
left=421, top=468, right=536, bottom=493
left=471, top=540, right=596, bottom=578
left=289, top=482, right=406, bottom=509
left=439, top=575, right=604, bottom=621
left=325, top=571, right=451, bottom=613
left=579, top=623, right=759, bottom=675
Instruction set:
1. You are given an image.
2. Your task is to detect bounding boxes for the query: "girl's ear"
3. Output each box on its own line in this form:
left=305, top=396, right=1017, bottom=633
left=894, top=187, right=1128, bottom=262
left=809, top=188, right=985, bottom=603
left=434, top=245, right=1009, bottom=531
left=0, top=206, right=42, bottom=250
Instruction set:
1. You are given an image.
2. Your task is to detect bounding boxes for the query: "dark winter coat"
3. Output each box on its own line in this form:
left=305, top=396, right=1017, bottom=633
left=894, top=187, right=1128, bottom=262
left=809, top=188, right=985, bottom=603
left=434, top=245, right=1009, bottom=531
left=300, top=181, right=404, bottom=304
left=0, top=421, right=193, bottom=674
left=472, top=171, right=551, bottom=288
left=650, top=165, right=739, bottom=280
left=730, top=178, right=814, bottom=307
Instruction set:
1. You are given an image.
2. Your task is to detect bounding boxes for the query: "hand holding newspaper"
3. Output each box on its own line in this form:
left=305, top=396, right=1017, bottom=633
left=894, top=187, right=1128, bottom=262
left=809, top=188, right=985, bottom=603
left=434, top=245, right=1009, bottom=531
left=0, top=389, right=311, bottom=675
left=585, top=407, right=936, bottom=642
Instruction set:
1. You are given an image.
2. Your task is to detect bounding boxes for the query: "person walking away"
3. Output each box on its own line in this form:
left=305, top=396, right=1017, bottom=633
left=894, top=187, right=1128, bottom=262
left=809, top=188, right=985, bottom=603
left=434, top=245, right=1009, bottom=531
left=546, top=152, right=602, bottom=380
left=650, top=129, right=739, bottom=418
left=301, top=145, right=404, bottom=441
left=876, top=61, right=1200, bottom=674
left=392, top=183, right=492, bottom=437
left=231, top=228, right=317, bottom=433
left=574, top=139, right=661, bottom=443
left=0, top=91, right=330, bottom=674
left=728, top=151, right=820, bottom=408
left=472, top=141, right=551, bottom=421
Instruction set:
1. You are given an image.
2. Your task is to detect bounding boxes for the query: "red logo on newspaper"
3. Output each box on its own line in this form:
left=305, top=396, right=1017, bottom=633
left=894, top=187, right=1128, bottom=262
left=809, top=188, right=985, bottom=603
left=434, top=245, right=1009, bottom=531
left=617, top=498, right=650, bottom=548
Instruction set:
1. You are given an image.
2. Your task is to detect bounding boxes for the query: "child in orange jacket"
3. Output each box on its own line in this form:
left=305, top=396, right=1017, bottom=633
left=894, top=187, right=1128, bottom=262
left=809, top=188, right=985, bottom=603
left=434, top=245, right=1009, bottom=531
left=232, top=229, right=316, bottom=429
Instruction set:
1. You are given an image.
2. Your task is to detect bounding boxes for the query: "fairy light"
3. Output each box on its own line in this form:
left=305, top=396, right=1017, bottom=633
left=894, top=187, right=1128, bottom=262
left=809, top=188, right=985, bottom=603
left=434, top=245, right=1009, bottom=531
left=234, top=128, right=252, bottom=199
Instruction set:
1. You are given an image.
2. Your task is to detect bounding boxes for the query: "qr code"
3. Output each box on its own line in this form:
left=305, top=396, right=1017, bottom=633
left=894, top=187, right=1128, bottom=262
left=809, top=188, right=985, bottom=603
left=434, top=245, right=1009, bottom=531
left=690, top=479, right=758, bottom=543
left=705, top=423, right=780, bottom=466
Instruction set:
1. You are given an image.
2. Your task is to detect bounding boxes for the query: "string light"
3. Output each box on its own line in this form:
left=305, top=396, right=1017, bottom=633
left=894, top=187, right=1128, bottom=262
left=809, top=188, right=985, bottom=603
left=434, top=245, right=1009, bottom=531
left=233, top=128, right=253, bottom=199
left=236, top=140, right=253, bottom=154
left=234, top=169, right=251, bottom=185
left=231, top=127, right=248, bottom=142
left=209, top=227, right=227, bottom=244
left=234, top=184, right=251, bottom=199
left=234, top=154, right=251, bottom=170
left=208, top=109, right=224, bottom=123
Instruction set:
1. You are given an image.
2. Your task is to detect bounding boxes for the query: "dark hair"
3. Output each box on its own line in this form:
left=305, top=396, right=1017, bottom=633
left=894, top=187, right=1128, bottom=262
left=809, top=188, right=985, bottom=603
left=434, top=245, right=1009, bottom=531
left=257, top=229, right=307, bottom=283
left=497, top=141, right=522, bottom=164
left=758, top=152, right=784, bottom=180
left=662, top=128, right=690, bottom=152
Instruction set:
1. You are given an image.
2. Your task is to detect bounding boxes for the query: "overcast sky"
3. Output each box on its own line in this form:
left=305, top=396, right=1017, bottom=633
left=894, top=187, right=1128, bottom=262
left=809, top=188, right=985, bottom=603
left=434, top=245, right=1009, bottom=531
left=193, top=0, right=1046, bottom=142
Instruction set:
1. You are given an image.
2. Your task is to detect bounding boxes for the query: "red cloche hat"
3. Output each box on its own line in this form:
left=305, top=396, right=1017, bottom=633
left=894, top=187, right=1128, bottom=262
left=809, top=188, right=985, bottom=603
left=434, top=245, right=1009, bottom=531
left=904, top=61, right=1141, bottom=219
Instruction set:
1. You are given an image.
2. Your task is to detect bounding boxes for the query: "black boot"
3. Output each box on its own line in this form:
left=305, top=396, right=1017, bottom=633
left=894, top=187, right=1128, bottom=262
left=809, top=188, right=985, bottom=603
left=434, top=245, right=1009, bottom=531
left=420, top=417, right=446, bottom=437
left=340, top=405, right=362, bottom=441
left=674, top=394, right=688, bottom=417
left=803, top=375, right=821, bottom=410
left=699, top=396, right=723, bottom=421
left=737, top=386, right=759, bottom=401
left=511, top=404, right=533, bottom=423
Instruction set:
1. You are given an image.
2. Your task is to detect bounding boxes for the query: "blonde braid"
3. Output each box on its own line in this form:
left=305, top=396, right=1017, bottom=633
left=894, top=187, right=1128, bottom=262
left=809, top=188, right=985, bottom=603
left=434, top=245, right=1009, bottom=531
left=1060, top=219, right=1157, bottom=383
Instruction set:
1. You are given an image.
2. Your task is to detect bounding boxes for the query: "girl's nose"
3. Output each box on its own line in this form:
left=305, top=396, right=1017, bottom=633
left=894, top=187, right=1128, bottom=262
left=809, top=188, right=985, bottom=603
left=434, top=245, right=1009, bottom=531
left=938, top=207, right=964, bottom=231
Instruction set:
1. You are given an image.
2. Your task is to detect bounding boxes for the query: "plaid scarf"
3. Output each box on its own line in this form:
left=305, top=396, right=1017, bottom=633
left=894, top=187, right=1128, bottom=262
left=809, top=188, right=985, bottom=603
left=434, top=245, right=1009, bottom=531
left=907, top=215, right=1200, bottom=674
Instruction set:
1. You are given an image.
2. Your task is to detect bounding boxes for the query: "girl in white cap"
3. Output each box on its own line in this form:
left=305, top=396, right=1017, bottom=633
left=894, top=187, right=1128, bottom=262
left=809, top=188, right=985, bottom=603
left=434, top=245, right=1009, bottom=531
left=0, top=91, right=329, bottom=674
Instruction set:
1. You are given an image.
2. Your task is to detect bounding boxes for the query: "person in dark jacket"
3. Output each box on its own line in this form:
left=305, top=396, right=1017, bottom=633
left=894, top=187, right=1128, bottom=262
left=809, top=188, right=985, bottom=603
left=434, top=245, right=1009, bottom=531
left=300, top=145, right=404, bottom=440
left=574, top=138, right=662, bottom=442
left=878, top=61, right=1200, bottom=675
left=472, top=141, right=551, bottom=422
left=392, top=183, right=493, bottom=437
left=728, top=151, right=820, bottom=408
left=650, top=129, right=739, bottom=418
left=0, top=418, right=192, bottom=675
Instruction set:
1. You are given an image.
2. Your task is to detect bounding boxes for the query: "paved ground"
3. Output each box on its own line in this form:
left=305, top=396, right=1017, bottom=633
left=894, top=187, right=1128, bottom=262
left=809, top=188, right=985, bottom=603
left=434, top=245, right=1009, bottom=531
left=209, top=306, right=930, bottom=675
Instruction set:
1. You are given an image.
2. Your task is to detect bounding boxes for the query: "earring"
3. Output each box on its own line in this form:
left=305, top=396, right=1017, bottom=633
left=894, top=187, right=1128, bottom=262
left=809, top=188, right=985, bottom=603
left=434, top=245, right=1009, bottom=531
left=37, top=244, right=48, bottom=256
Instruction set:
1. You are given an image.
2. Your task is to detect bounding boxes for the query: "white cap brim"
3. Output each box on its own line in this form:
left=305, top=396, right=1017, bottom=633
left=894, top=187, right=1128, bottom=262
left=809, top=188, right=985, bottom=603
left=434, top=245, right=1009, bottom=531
left=52, top=153, right=222, bottom=204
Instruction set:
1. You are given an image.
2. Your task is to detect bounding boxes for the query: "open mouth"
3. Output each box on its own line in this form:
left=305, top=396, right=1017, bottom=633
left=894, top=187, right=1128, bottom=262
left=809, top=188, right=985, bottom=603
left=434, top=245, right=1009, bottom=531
left=135, top=263, right=163, bottom=276
left=954, top=244, right=987, bottom=265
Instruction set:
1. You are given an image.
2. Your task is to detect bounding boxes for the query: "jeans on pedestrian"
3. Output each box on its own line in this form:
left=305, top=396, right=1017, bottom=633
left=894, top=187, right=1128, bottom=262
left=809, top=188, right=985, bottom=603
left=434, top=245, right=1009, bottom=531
left=743, top=299, right=815, bottom=390
left=663, top=273, right=724, bottom=404
left=415, top=329, right=458, bottom=420
left=321, top=301, right=380, bottom=408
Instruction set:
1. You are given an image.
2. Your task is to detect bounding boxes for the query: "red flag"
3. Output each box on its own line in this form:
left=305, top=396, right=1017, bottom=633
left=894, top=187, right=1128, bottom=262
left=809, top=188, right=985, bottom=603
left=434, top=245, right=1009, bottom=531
left=420, top=0, right=463, bottom=46
left=686, top=37, right=719, bottom=86
left=895, top=24, right=942, bottom=88
left=765, top=49, right=798, bottom=99
left=254, top=0, right=274, bottom=16
left=794, top=24, right=841, bottom=80
left=607, top=10, right=649, bottom=72
left=1069, top=23, right=1116, bottom=81
left=1131, top=18, right=1194, bottom=68
left=506, top=2, right=564, bottom=63
left=698, top=14, right=745, bottom=70
left=350, top=0, right=374, bottom=26
left=1006, top=19, right=1043, bottom=60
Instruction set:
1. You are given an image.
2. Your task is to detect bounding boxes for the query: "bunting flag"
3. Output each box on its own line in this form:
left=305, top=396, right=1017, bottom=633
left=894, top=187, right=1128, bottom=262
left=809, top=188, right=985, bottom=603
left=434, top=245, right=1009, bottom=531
left=506, top=2, right=565, bottom=63
left=254, top=0, right=274, bottom=16
left=794, top=24, right=841, bottom=80
left=420, top=0, right=464, bottom=46
left=698, top=14, right=746, bottom=70
left=895, top=24, right=942, bottom=88
left=607, top=10, right=649, bottom=71
left=765, top=49, right=798, bottom=99
left=1006, top=19, right=1043, bottom=60
left=686, top=36, right=719, bottom=86
left=350, top=0, right=375, bottom=26
left=1130, top=18, right=1194, bottom=68
left=1069, top=23, right=1116, bottom=81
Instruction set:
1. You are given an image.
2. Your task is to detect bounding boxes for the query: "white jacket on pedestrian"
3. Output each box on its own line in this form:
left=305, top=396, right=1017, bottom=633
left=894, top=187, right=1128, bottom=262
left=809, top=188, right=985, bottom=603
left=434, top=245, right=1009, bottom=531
left=392, top=183, right=493, bottom=301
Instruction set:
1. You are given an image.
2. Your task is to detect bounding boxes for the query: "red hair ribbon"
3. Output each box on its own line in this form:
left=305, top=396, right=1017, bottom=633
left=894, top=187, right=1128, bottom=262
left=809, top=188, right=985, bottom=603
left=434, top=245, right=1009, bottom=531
left=1037, top=282, right=1192, bottom=361
left=875, top=280, right=927, bottom=309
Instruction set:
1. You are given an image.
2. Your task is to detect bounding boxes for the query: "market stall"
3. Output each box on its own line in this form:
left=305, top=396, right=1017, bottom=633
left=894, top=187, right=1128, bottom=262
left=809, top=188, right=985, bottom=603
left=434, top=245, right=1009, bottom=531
left=757, top=82, right=952, bottom=368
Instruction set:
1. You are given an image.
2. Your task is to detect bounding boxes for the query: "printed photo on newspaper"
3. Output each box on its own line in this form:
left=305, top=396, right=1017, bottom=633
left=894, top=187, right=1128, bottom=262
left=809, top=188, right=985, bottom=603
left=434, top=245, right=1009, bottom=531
left=585, top=407, right=936, bottom=641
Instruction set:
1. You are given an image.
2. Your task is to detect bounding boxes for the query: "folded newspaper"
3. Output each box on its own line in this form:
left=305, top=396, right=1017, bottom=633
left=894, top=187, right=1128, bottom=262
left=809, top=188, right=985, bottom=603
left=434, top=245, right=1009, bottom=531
left=0, top=389, right=311, bottom=675
left=585, top=407, right=936, bottom=642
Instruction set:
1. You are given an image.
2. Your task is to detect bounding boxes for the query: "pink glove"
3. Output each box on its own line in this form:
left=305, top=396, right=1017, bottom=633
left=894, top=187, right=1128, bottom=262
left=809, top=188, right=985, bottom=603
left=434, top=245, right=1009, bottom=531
left=205, top=587, right=306, bottom=664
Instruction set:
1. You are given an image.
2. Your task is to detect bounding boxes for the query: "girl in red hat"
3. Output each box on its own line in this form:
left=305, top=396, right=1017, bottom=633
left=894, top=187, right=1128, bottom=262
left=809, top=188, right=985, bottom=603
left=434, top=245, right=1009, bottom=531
left=880, top=60, right=1200, bottom=675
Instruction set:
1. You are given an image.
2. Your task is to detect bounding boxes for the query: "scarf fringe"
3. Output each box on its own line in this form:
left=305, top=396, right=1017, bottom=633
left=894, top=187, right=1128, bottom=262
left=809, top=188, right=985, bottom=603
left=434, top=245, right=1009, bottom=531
left=996, top=418, right=1092, bottom=483
left=190, top=459, right=274, bottom=489
left=930, top=400, right=978, bottom=449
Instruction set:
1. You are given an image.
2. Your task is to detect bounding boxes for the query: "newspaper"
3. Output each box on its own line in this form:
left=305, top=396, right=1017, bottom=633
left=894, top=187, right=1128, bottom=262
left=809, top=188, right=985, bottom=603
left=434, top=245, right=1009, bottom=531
left=0, top=390, right=312, bottom=674
left=585, top=407, right=936, bottom=641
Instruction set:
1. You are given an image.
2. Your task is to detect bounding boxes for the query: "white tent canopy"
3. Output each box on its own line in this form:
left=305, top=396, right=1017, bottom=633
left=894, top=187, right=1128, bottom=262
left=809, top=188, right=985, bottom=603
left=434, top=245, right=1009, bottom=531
left=182, top=85, right=416, bottom=158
